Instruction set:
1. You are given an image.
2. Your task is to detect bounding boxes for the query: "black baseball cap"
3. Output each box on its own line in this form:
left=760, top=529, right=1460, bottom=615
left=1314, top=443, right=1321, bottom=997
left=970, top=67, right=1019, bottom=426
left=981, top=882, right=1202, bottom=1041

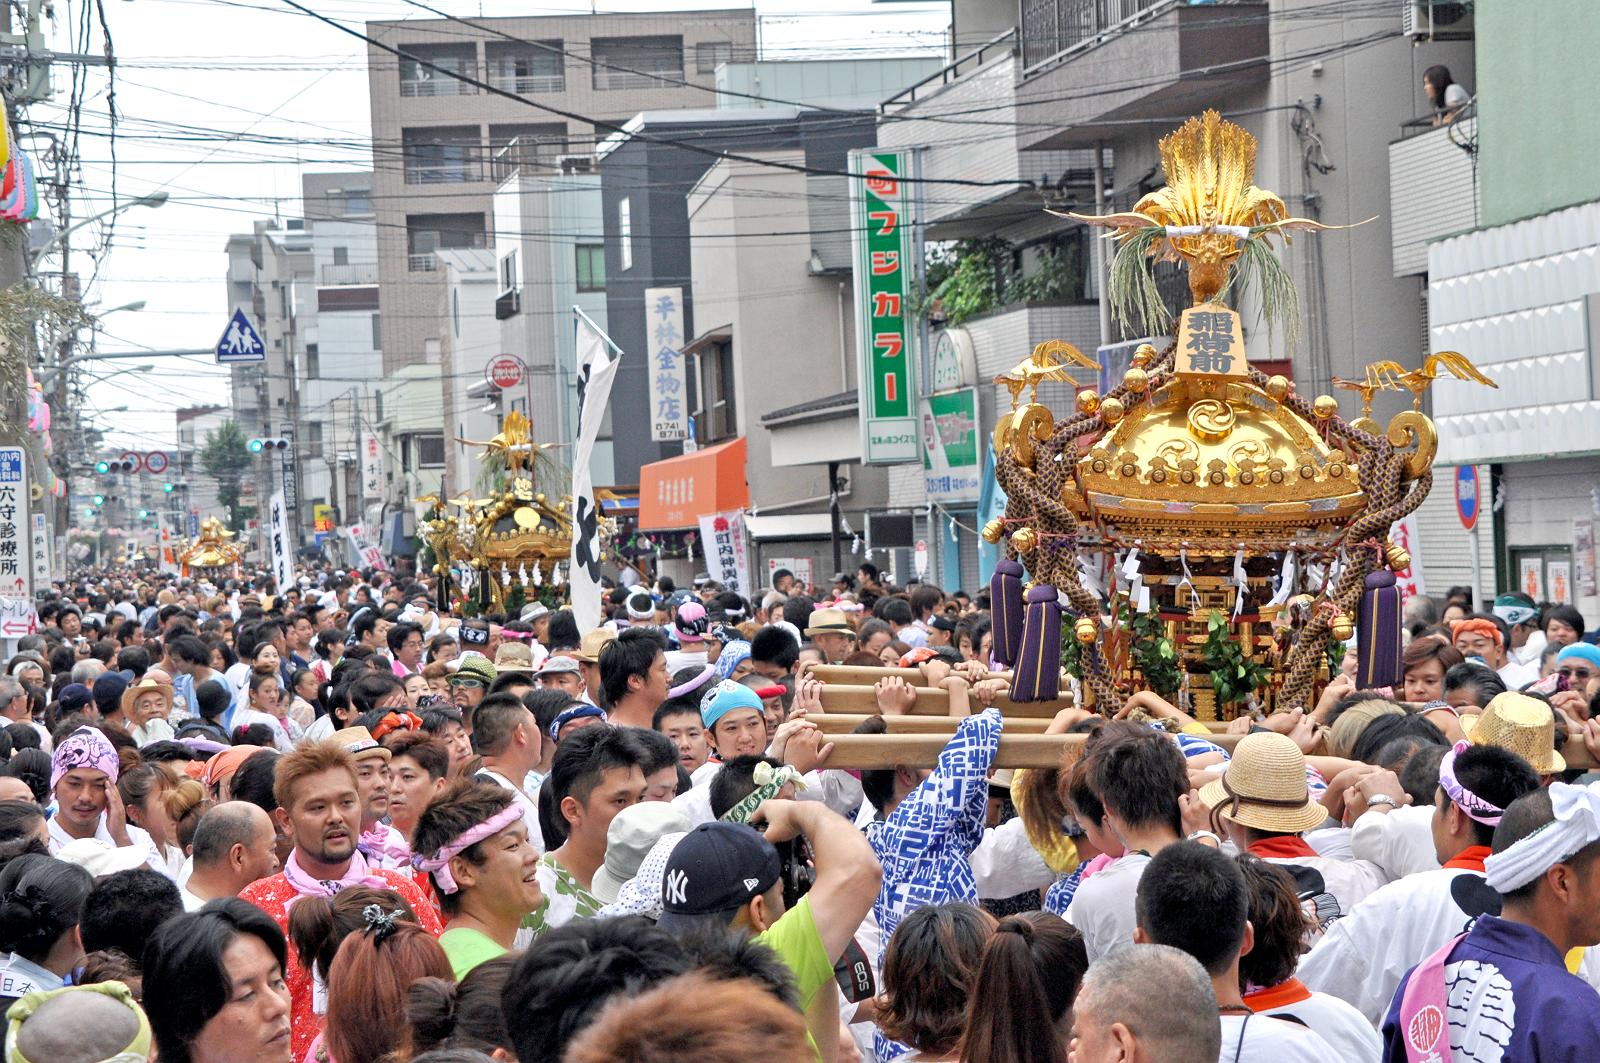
left=656, top=822, right=782, bottom=933
left=929, top=614, right=958, bottom=633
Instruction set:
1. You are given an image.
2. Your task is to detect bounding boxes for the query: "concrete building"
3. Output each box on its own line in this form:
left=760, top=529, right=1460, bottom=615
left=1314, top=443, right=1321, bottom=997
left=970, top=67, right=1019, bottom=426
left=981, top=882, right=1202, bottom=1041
left=1397, top=0, right=1600, bottom=624
left=865, top=0, right=1473, bottom=591
left=364, top=8, right=758, bottom=375
left=438, top=247, right=500, bottom=496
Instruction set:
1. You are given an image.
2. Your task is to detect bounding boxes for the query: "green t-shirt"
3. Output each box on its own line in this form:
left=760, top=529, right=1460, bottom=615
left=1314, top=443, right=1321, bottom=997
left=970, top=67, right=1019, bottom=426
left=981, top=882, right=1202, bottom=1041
left=438, top=926, right=508, bottom=981
left=522, top=853, right=603, bottom=938
left=755, top=895, right=833, bottom=1062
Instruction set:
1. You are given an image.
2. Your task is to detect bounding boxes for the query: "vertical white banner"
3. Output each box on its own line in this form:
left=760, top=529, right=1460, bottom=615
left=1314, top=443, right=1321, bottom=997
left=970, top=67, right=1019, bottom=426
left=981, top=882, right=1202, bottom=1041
left=698, top=510, right=752, bottom=597
left=361, top=435, right=385, bottom=502
left=570, top=309, right=621, bottom=635
left=1391, top=512, right=1425, bottom=598
left=0, top=447, right=29, bottom=600
left=267, top=491, right=293, bottom=594
left=643, top=286, right=687, bottom=441
left=342, top=522, right=386, bottom=572
left=156, top=514, right=179, bottom=575
left=29, top=514, right=48, bottom=588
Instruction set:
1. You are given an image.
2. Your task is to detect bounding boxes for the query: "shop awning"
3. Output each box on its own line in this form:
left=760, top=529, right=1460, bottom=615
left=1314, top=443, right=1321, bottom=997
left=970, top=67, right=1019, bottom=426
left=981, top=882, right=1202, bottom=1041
left=638, top=437, right=750, bottom=531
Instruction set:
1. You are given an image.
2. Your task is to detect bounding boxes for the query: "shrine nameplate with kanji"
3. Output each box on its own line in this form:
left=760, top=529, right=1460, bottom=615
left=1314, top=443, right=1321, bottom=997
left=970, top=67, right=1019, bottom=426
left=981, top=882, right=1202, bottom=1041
left=1175, top=304, right=1246, bottom=379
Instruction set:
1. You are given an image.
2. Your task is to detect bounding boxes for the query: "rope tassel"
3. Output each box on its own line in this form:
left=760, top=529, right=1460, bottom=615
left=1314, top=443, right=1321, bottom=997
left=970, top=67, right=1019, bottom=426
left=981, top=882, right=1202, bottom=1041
left=1010, top=583, right=1063, bottom=703
left=1357, top=569, right=1403, bottom=689
left=990, top=559, right=1025, bottom=667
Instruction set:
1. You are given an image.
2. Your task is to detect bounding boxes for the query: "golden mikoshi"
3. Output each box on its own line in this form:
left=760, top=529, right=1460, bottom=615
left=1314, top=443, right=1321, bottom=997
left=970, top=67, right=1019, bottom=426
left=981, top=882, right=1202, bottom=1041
left=984, top=111, right=1495, bottom=720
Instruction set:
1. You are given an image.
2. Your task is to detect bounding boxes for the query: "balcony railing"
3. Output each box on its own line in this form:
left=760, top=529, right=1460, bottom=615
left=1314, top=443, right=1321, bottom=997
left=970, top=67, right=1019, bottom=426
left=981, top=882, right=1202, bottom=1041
left=399, top=62, right=479, bottom=97
left=490, top=136, right=567, bottom=182
left=1388, top=115, right=1479, bottom=276
left=487, top=70, right=565, bottom=95
left=881, top=28, right=1017, bottom=113
left=321, top=262, right=379, bottom=285
left=403, top=159, right=482, bottom=185
left=407, top=231, right=489, bottom=273
left=593, top=64, right=683, bottom=91
left=1021, top=0, right=1176, bottom=72
left=408, top=254, right=437, bottom=273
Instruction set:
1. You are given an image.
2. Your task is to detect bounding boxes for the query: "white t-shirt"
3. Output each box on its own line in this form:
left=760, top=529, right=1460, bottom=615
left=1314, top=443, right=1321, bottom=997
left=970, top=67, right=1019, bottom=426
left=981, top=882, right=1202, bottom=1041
left=478, top=768, right=546, bottom=853
left=1065, top=853, right=1151, bottom=961
left=970, top=816, right=1056, bottom=899
left=1497, top=658, right=1539, bottom=690
left=1217, top=1012, right=1337, bottom=1063
left=180, top=887, right=210, bottom=913
left=1349, top=803, right=1440, bottom=879
left=46, top=815, right=166, bottom=878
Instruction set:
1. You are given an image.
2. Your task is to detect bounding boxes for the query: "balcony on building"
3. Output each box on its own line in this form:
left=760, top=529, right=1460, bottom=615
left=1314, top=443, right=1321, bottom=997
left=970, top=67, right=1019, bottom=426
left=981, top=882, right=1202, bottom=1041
left=879, top=29, right=1094, bottom=238
left=485, top=41, right=566, bottom=95
left=402, top=126, right=486, bottom=185
left=1388, top=110, right=1479, bottom=276
left=488, top=126, right=570, bottom=183
left=406, top=213, right=489, bottom=273
left=398, top=44, right=478, bottom=98
left=591, top=35, right=684, bottom=91
left=1013, top=0, right=1270, bottom=151
left=320, top=262, right=379, bottom=286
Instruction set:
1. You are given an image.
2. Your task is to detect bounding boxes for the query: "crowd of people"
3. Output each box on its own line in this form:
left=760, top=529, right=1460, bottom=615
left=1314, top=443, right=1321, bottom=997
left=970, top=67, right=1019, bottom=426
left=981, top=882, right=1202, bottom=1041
left=3, top=559, right=1600, bottom=1062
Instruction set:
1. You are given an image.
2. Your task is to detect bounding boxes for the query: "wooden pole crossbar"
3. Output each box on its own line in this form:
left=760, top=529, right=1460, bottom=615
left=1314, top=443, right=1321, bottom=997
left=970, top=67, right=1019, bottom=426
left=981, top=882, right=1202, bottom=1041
left=817, top=730, right=1600, bottom=770
left=815, top=685, right=1071, bottom=718
left=806, top=713, right=1056, bottom=734
left=811, top=664, right=928, bottom=686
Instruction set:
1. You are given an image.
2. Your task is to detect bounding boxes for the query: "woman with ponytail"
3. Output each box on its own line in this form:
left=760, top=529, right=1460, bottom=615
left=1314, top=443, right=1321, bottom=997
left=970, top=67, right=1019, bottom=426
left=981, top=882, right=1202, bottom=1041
left=408, top=954, right=515, bottom=1059
left=315, top=902, right=451, bottom=1063
left=0, top=853, right=94, bottom=1010
left=957, top=912, right=1087, bottom=1063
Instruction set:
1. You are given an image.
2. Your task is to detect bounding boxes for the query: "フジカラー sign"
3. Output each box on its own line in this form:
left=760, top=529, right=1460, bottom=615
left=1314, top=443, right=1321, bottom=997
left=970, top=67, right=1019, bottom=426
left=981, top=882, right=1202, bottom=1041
left=851, top=148, right=918, bottom=464
left=645, top=287, right=688, bottom=441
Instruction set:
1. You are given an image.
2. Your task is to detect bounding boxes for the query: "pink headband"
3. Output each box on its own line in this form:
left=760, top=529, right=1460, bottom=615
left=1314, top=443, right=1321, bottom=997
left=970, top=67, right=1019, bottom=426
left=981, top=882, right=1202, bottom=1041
left=1438, top=740, right=1505, bottom=826
left=668, top=664, right=718, bottom=700
left=51, top=727, right=119, bottom=791
left=411, top=804, right=523, bottom=894
left=500, top=630, right=535, bottom=641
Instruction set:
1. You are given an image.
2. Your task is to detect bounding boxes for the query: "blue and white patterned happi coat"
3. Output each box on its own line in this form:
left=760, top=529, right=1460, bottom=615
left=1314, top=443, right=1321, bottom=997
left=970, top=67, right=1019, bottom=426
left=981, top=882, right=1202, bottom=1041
left=867, top=707, right=1002, bottom=1062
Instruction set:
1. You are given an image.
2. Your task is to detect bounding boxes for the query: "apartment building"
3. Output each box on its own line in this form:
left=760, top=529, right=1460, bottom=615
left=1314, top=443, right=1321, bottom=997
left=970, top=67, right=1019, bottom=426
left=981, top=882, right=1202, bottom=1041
left=364, top=9, right=759, bottom=375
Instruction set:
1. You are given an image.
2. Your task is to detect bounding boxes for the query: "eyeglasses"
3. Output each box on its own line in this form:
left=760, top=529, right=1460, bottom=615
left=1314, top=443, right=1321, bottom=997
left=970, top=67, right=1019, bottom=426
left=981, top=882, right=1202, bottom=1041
left=447, top=676, right=484, bottom=689
left=1558, top=667, right=1596, bottom=681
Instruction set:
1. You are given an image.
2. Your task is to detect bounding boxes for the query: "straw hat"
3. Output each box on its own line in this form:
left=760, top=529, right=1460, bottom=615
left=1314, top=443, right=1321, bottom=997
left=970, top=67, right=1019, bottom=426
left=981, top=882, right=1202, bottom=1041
left=493, top=642, right=539, bottom=674
left=804, top=608, right=853, bottom=638
left=575, top=627, right=617, bottom=664
left=328, top=725, right=391, bottom=764
left=1326, top=699, right=1405, bottom=758
left=1198, top=732, right=1328, bottom=834
left=119, top=676, right=174, bottom=717
left=1461, top=691, right=1565, bottom=774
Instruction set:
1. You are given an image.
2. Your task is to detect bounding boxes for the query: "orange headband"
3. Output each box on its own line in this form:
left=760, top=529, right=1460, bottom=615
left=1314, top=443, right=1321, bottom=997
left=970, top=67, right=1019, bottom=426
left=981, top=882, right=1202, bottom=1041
left=1451, top=618, right=1503, bottom=650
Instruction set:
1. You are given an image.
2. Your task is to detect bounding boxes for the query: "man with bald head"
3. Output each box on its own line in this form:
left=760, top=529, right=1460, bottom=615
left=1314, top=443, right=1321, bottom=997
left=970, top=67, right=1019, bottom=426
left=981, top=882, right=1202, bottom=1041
left=180, top=801, right=280, bottom=911
left=1069, top=944, right=1222, bottom=1063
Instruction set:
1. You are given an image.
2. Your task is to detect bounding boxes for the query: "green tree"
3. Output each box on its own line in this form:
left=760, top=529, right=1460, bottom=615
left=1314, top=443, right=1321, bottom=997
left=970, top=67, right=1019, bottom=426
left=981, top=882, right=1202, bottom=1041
left=200, top=421, right=252, bottom=531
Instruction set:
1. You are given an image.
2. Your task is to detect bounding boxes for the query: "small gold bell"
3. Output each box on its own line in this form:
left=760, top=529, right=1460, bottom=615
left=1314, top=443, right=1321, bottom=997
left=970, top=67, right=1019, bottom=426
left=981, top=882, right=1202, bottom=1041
left=1330, top=614, right=1355, bottom=641
left=1074, top=617, right=1098, bottom=645
left=1313, top=395, right=1339, bottom=421
left=1131, top=343, right=1156, bottom=368
left=1076, top=390, right=1101, bottom=415
left=1386, top=542, right=1412, bottom=571
left=1100, top=397, right=1125, bottom=425
left=1011, top=527, right=1038, bottom=554
left=1124, top=367, right=1149, bottom=394
left=981, top=519, right=1005, bottom=544
left=1265, top=375, right=1289, bottom=401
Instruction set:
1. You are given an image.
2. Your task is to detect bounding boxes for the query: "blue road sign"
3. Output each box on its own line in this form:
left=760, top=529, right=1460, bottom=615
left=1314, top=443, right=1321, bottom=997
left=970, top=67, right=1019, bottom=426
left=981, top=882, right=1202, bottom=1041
left=215, top=308, right=266, bottom=364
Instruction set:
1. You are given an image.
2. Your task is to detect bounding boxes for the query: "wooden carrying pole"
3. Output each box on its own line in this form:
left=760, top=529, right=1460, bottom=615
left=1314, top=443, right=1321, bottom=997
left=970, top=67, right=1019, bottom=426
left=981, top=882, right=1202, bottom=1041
left=806, top=713, right=1055, bottom=734
left=820, top=731, right=1600, bottom=770
left=811, top=665, right=928, bottom=686
left=815, top=685, right=1071, bottom=718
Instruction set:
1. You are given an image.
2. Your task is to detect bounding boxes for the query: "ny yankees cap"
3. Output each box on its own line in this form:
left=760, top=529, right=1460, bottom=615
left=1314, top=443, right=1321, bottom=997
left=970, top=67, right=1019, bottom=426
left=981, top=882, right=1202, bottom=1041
left=655, top=821, right=782, bottom=934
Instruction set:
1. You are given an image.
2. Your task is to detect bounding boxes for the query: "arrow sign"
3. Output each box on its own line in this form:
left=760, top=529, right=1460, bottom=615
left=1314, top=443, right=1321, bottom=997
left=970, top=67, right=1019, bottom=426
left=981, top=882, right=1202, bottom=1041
left=216, top=308, right=266, bottom=364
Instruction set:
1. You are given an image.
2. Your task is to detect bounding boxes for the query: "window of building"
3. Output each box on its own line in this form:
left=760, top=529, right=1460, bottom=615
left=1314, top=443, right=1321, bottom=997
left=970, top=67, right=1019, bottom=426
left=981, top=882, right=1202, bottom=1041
left=343, top=190, right=371, bottom=215
left=453, top=289, right=461, bottom=337
left=618, top=198, right=632, bottom=272
left=372, top=313, right=382, bottom=350
left=695, top=42, right=732, bottom=74
left=575, top=244, right=605, bottom=291
left=415, top=434, right=446, bottom=468
left=501, top=250, right=519, bottom=292
left=696, top=339, right=737, bottom=443
left=304, top=421, right=324, bottom=459
left=591, top=36, right=683, bottom=90
left=305, top=343, right=319, bottom=379
left=332, top=246, right=349, bottom=266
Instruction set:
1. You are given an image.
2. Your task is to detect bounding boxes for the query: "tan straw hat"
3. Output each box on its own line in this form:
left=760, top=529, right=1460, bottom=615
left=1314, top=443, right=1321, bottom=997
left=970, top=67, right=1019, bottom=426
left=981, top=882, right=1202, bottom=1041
left=1461, top=691, right=1565, bottom=774
left=1198, top=732, right=1328, bottom=834
left=575, top=626, right=617, bottom=664
left=119, top=676, right=174, bottom=717
left=1326, top=699, right=1405, bottom=758
left=803, top=608, right=854, bottom=637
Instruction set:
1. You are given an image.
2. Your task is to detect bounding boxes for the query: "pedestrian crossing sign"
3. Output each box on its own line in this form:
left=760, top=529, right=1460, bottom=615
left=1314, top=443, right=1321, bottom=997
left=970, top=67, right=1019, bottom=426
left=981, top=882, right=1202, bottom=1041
left=216, top=308, right=266, bottom=363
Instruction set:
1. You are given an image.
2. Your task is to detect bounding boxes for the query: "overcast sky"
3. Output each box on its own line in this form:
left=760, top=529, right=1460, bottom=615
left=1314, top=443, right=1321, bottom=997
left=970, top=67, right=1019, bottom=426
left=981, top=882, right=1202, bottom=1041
left=36, top=0, right=949, bottom=453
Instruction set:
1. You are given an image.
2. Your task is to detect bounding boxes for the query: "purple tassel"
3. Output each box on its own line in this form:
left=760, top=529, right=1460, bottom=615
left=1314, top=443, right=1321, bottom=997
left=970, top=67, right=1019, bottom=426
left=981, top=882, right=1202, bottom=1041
left=1010, top=583, right=1062, bottom=702
left=1357, top=569, right=1402, bottom=690
left=990, top=559, right=1025, bottom=667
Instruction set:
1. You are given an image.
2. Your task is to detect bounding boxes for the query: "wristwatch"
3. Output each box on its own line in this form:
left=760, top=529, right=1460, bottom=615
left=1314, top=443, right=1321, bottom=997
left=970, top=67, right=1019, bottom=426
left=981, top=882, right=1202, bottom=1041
left=1364, top=793, right=1399, bottom=809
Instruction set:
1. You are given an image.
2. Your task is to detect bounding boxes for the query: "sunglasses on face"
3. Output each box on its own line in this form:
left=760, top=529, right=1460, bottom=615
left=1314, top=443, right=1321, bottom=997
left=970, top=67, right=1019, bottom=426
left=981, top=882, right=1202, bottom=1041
left=448, top=676, right=484, bottom=689
left=1558, top=667, right=1596, bottom=681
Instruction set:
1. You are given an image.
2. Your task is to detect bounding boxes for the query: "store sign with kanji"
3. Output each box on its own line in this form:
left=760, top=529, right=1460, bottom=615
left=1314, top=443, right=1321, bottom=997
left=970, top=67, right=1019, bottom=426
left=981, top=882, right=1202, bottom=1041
left=645, top=287, right=688, bottom=442
left=850, top=148, right=918, bottom=464
left=0, top=448, right=29, bottom=600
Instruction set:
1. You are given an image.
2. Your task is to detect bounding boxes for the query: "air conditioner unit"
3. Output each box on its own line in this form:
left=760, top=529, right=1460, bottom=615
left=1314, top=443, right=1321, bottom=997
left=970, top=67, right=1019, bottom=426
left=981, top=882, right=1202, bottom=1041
left=1403, top=0, right=1474, bottom=39
left=558, top=154, right=597, bottom=176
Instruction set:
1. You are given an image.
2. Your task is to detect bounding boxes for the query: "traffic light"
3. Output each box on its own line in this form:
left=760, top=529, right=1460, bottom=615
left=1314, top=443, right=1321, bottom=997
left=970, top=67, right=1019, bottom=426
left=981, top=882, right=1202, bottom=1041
left=95, top=460, right=110, bottom=474
left=92, top=493, right=106, bottom=506
left=83, top=507, right=96, bottom=518
left=163, top=482, right=176, bottom=493
left=95, top=458, right=134, bottom=474
left=249, top=437, right=289, bottom=454
left=138, top=509, right=150, bottom=519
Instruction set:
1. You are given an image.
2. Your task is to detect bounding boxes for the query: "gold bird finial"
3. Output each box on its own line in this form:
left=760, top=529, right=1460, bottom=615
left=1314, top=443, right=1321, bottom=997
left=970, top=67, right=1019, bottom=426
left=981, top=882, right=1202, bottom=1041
left=1363, top=352, right=1497, bottom=411
left=993, top=340, right=1101, bottom=408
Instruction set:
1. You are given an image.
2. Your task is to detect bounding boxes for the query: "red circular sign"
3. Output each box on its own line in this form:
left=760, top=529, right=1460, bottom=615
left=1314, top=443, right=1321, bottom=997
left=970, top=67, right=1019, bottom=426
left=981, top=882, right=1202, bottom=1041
left=487, top=355, right=525, bottom=390
left=144, top=451, right=169, bottom=474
